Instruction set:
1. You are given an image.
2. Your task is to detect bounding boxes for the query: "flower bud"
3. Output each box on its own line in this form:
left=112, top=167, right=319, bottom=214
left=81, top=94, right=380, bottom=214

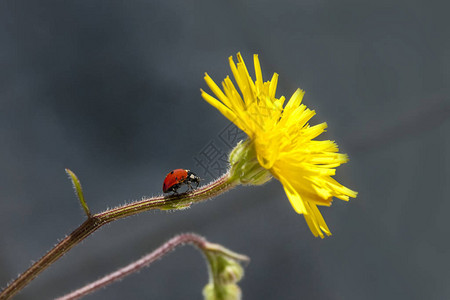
left=201, top=242, right=249, bottom=300
left=203, top=283, right=242, bottom=300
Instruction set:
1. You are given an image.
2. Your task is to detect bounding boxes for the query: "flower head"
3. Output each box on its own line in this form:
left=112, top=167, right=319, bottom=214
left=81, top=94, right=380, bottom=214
left=201, top=53, right=357, bottom=238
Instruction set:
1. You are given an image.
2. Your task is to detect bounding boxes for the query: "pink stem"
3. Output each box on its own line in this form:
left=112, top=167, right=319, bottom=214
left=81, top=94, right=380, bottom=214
left=56, top=233, right=207, bottom=300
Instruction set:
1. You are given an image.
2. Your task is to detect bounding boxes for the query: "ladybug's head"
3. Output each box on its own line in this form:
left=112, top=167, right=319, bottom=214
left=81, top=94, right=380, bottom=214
left=186, top=170, right=201, bottom=185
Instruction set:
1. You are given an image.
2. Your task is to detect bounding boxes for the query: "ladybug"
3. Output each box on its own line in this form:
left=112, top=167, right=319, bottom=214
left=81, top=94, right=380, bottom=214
left=162, top=169, right=200, bottom=194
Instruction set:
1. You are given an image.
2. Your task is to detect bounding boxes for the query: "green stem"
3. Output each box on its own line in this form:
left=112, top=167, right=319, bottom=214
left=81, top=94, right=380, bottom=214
left=0, top=172, right=237, bottom=300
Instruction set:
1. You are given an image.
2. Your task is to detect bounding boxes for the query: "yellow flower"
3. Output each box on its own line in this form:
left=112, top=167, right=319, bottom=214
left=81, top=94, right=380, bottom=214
left=201, top=53, right=357, bottom=238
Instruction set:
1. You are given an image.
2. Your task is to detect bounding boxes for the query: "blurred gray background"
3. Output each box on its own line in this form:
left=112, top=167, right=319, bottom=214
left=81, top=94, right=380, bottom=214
left=1, top=0, right=449, bottom=299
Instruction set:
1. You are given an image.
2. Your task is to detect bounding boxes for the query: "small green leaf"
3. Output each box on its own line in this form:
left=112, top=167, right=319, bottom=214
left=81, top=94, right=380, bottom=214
left=65, top=168, right=90, bottom=217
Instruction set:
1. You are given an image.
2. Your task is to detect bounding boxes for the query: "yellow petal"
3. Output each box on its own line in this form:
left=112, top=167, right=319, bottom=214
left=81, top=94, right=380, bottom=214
left=278, top=175, right=307, bottom=214
left=296, top=200, right=332, bottom=238
left=283, top=89, right=305, bottom=117
left=304, top=213, right=321, bottom=237
left=201, top=90, right=241, bottom=129
left=222, top=76, right=245, bottom=112
left=253, top=54, right=264, bottom=94
left=268, top=73, right=279, bottom=99
left=204, top=73, right=234, bottom=109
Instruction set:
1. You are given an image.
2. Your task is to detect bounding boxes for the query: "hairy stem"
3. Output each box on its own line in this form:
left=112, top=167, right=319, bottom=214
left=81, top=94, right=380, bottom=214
left=55, top=233, right=207, bottom=300
left=0, top=172, right=236, bottom=300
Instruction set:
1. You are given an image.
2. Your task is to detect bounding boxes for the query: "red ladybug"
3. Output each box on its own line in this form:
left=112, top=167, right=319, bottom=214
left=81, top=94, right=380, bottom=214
left=162, top=169, right=200, bottom=194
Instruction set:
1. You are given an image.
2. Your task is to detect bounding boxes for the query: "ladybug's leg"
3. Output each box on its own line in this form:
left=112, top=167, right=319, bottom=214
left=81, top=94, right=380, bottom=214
left=172, top=184, right=180, bottom=195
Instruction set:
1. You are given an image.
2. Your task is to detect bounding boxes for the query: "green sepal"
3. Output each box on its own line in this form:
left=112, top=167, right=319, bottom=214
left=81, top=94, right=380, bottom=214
left=229, top=139, right=272, bottom=186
